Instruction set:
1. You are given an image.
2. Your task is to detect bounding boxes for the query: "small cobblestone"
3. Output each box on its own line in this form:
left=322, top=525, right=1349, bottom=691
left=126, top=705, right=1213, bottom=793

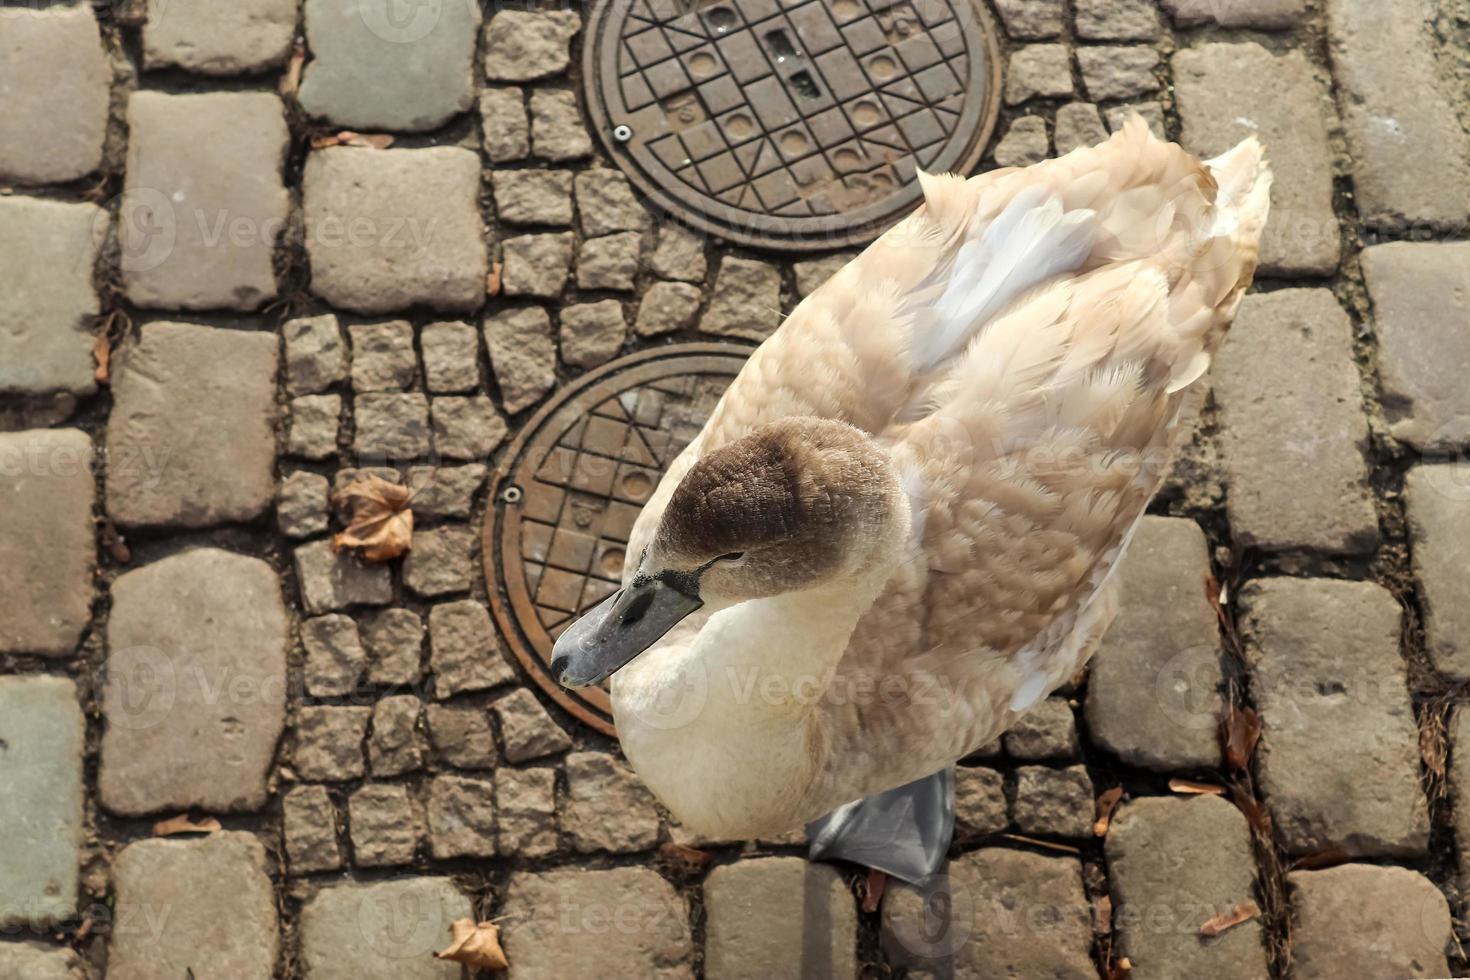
left=1361, top=242, right=1470, bottom=449
left=563, top=751, right=662, bottom=854
left=493, top=169, right=575, bottom=226
left=991, top=0, right=1063, bottom=38
left=283, top=785, right=343, bottom=874
left=1240, top=578, right=1428, bottom=857
left=1107, top=102, right=1165, bottom=137
left=0, top=677, right=83, bottom=928
left=369, top=695, right=424, bottom=776
left=109, top=833, right=278, bottom=980
left=301, top=614, right=367, bottom=698
left=1289, top=864, right=1450, bottom=979
left=278, top=470, right=329, bottom=539
left=636, top=282, right=703, bottom=336
left=431, top=394, right=507, bottom=460
left=292, top=706, right=371, bottom=782
left=294, top=539, right=393, bottom=614
left=1161, top=0, right=1305, bottom=27
left=502, top=232, right=576, bottom=298
left=484, top=10, right=580, bottom=81
left=993, top=116, right=1049, bottom=168
left=284, top=313, right=348, bottom=396
left=793, top=252, right=856, bottom=299
left=1077, top=46, right=1160, bottom=101
left=304, top=147, right=487, bottom=313
left=576, top=169, right=651, bottom=236
left=561, top=300, right=628, bottom=367
left=1013, top=765, right=1094, bottom=838
left=405, top=526, right=476, bottom=598
left=1086, top=517, right=1225, bottom=771
left=101, top=550, right=287, bottom=815
left=501, top=868, right=694, bottom=979
left=486, top=306, right=558, bottom=412
left=496, top=768, right=558, bottom=857
left=298, top=0, right=479, bottom=131
left=143, top=0, right=295, bottom=74
left=1074, top=0, right=1160, bottom=40
left=481, top=87, right=529, bottom=162
left=0, top=944, right=81, bottom=980
left=408, top=464, right=486, bottom=520
left=122, top=92, right=288, bottom=310
left=578, top=232, right=643, bottom=291
left=428, top=774, right=497, bottom=859
left=0, top=6, right=110, bottom=185
left=349, top=321, right=416, bottom=391
left=361, top=607, right=424, bottom=686
left=427, top=704, right=497, bottom=770
left=300, top=877, right=470, bottom=980
left=531, top=90, right=594, bottom=161
left=1106, top=796, right=1267, bottom=979
left=955, top=766, right=1008, bottom=839
left=493, top=688, right=573, bottom=762
left=1004, top=44, right=1074, bottom=104
left=420, top=321, right=480, bottom=394
left=1214, top=290, right=1378, bottom=553
left=354, top=391, right=432, bottom=461
left=350, top=783, right=422, bottom=866
left=288, top=395, right=342, bottom=459
left=704, top=858, right=856, bottom=980
left=649, top=223, right=709, bottom=282
left=1405, top=466, right=1470, bottom=678
left=1004, top=698, right=1079, bottom=761
left=428, top=597, right=514, bottom=694
left=1053, top=102, right=1108, bottom=155
left=108, top=322, right=278, bottom=528
left=700, top=257, right=781, bottom=341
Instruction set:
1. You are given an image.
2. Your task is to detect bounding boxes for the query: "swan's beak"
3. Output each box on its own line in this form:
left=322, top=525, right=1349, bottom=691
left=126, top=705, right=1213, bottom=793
left=550, top=575, right=702, bottom=688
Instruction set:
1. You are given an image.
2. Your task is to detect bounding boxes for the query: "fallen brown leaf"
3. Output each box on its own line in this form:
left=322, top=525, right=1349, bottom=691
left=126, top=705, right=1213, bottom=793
left=153, top=814, right=221, bottom=837
left=1199, top=900, right=1260, bottom=938
left=1223, top=704, right=1261, bottom=770
left=99, top=519, right=131, bottom=564
left=434, top=917, right=507, bottom=971
left=92, top=331, right=112, bottom=385
left=1228, top=782, right=1272, bottom=835
left=1168, top=779, right=1225, bottom=796
left=1001, top=834, right=1080, bottom=855
left=861, top=867, right=888, bottom=914
left=1290, top=848, right=1351, bottom=871
left=280, top=41, right=305, bottom=97
left=658, top=841, right=713, bottom=873
left=1093, top=786, right=1124, bottom=837
left=486, top=260, right=503, bottom=296
left=333, top=475, right=414, bottom=561
left=1092, top=895, right=1112, bottom=935
left=340, top=130, right=394, bottom=149
left=309, top=133, right=342, bottom=149
left=1106, top=955, right=1133, bottom=980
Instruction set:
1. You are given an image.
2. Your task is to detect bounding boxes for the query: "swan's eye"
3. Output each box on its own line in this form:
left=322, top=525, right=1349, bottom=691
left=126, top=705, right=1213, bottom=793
left=718, top=552, right=745, bottom=562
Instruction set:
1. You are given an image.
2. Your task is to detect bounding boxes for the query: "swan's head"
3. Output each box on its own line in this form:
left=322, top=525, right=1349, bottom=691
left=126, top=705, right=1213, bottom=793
left=551, top=417, right=909, bottom=687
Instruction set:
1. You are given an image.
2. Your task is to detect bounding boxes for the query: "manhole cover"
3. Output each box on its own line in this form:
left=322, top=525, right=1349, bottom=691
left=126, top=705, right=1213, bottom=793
left=583, top=0, right=1003, bottom=251
left=485, top=344, right=750, bottom=735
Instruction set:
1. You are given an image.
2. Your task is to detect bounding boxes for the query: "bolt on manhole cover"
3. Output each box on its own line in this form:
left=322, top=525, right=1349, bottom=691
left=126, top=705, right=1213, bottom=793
left=486, top=344, right=750, bottom=735
left=583, top=0, right=1003, bottom=251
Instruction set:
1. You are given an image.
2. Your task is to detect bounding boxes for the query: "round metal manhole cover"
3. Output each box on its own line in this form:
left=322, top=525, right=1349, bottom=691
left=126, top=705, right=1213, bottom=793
left=583, top=0, right=1003, bottom=251
left=485, top=344, right=750, bottom=735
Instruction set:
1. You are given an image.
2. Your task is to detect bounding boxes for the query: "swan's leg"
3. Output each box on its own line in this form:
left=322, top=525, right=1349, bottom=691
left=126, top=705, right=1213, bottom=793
left=805, top=766, right=955, bottom=884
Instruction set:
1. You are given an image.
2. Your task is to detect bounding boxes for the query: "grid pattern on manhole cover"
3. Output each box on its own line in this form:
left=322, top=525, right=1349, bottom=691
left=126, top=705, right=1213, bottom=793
left=486, top=345, right=750, bottom=735
left=583, top=0, right=1003, bottom=251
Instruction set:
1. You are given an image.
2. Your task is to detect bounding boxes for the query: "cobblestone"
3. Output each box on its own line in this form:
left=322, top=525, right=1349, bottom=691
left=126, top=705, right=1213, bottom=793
left=1004, top=44, right=1074, bottom=104
left=502, top=232, right=576, bottom=298
left=1004, top=697, right=1080, bottom=761
left=101, top=550, right=287, bottom=815
left=1213, top=290, right=1378, bottom=554
left=123, top=92, right=288, bottom=310
left=369, top=695, right=424, bottom=776
left=427, top=774, right=497, bottom=859
left=1077, top=46, right=1160, bottom=101
left=1013, top=765, right=1094, bottom=838
left=991, top=0, right=1063, bottom=39
left=0, top=430, right=94, bottom=656
left=650, top=223, right=709, bottom=283
left=427, top=704, right=497, bottom=770
left=283, top=785, right=343, bottom=874
left=428, top=597, right=514, bottom=694
left=1241, top=578, right=1427, bottom=857
left=1087, top=517, right=1225, bottom=771
left=300, top=877, right=470, bottom=980
left=292, top=706, right=371, bottom=781
left=420, top=320, right=480, bottom=394
left=304, top=147, right=487, bottom=313
left=431, top=395, right=507, bottom=460
left=294, top=539, right=393, bottom=614
left=1053, top=102, right=1108, bottom=155
left=576, top=169, right=651, bottom=236
left=362, top=607, right=424, bottom=685
left=493, top=688, right=573, bottom=762
left=497, top=767, right=558, bottom=857
left=1161, top=0, right=1305, bottom=27
left=531, top=90, right=594, bottom=161
left=1174, top=43, right=1339, bottom=277
left=563, top=751, right=662, bottom=854
left=0, top=199, right=104, bottom=398
left=349, top=321, right=416, bottom=391
left=354, top=391, right=432, bottom=461
left=1074, top=0, right=1160, bottom=40
left=993, top=116, right=1050, bottom=168
left=793, top=252, right=856, bottom=299
left=1405, top=466, right=1470, bottom=678
left=301, top=614, right=367, bottom=698
left=578, top=232, right=643, bottom=291
left=486, top=306, right=558, bottom=412
left=404, top=526, right=475, bottom=598
left=298, top=0, right=480, bottom=131
left=1361, top=242, right=1470, bottom=450
left=636, top=281, right=704, bottom=336
left=109, top=833, right=278, bottom=980
left=955, top=766, right=1008, bottom=840
left=143, top=0, right=295, bottom=75
left=484, top=10, right=581, bottom=82
left=704, top=858, right=856, bottom=980
left=284, top=313, right=347, bottom=396
left=1289, top=864, right=1450, bottom=978
left=561, top=300, right=628, bottom=367
left=1106, top=796, right=1267, bottom=979
left=481, top=87, right=529, bottom=162
left=493, top=169, right=575, bottom=226
left=350, top=783, right=422, bottom=866
left=408, top=464, right=486, bottom=519
left=278, top=470, right=329, bottom=539
left=1107, top=102, right=1165, bottom=137
left=0, top=677, right=83, bottom=929
left=700, top=257, right=781, bottom=341
left=0, top=6, right=111, bottom=185
left=288, top=395, right=341, bottom=459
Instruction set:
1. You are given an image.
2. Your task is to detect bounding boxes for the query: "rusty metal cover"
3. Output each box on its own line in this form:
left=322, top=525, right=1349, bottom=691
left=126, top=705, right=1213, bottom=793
left=583, top=0, right=1003, bottom=251
left=485, top=344, right=750, bottom=735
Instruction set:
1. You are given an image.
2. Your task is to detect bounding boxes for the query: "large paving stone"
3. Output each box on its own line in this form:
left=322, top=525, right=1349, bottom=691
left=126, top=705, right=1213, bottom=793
left=100, top=549, right=288, bottom=816
left=1087, top=517, right=1224, bottom=771
left=106, top=322, right=278, bottom=529
left=703, top=858, right=855, bottom=980
left=1327, top=0, right=1470, bottom=230
left=0, top=5, right=110, bottom=184
left=1289, top=865, right=1450, bottom=979
left=1405, top=466, right=1470, bottom=678
left=303, top=146, right=487, bottom=313
left=0, top=430, right=94, bottom=657
left=0, top=943, right=82, bottom=980
left=1213, top=290, right=1378, bottom=554
left=0, top=677, right=83, bottom=930
left=1239, top=578, right=1427, bottom=858
left=1173, top=43, right=1338, bottom=277
left=300, top=0, right=479, bottom=131
left=501, top=868, right=694, bottom=980
left=121, top=91, right=289, bottom=311
left=1106, top=796, right=1267, bottom=979
left=143, top=0, right=296, bottom=74
left=0, top=197, right=104, bottom=397
left=881, top=849, right=1094, bottom=978
left=109, top=833, right=278, bottom=980
left=1161, top=0, right=1304, bottom=27
left=301, top=877, right=470, bottom=980
left=1361, top=242, right=1470, bottom=450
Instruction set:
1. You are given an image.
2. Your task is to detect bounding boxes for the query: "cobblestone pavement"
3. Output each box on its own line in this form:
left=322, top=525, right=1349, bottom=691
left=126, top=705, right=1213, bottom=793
left=2, top=0, right=1470, bottom=977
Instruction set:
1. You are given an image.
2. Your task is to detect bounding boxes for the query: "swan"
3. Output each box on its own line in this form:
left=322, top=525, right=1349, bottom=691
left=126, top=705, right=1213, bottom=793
left=552, top=117, right=1271, bottom=879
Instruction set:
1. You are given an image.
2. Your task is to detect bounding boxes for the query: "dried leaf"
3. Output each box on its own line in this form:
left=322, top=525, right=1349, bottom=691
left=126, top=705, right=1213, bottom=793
left=658, top=841, right=713, bottom=873
left=1092, top=895, right=1112, bottom=935
left=434, top=917, right=507, bottom=971
left=279, top=41, right=305, bottom=97
left=99, top=519, right=131, bottom=564
left=1093, top=786, right=1124, bottom=837
left=1199, top=900, right=1260, bottom=938
left=1290, top=848, right=1351, bottom=871
left=1228, top=782, right=1272, bottom=835
left=1223, top=704, right=1262, bottom=769
left=861, top=867, right=888, bottom=914
left=309, top=133, right=342, bottom=149
left=332, top=475, right=413, bottom=561
left=1106, top=956, right=1133, bottom=980
left=339, top=130, right=394, bottom=149
left=1169, top=778, right=1225, bottom=796
left=153, top=814, right=221, bottom=837
left=1000, top=834, right=1080, bottom=855
left=486, top=260, right=503, bottom=296
left=92, top=330, right=112, bottom=384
